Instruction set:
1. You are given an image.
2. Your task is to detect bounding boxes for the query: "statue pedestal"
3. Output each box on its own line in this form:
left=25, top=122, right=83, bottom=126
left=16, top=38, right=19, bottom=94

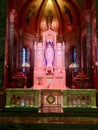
left=33, top=72, right=66, bottom=90
left=12, top=72, right=27, bottom=88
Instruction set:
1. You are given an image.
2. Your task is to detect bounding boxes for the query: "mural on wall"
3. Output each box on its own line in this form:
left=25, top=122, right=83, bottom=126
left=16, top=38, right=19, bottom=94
left=25, top=4, right=37, bottom=24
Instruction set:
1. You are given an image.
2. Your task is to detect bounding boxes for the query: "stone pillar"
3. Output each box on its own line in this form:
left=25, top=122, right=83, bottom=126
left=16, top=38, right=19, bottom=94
left=31, top=37, right=35, bottom=68
left=96, top=33, right=98, bottom=75
left=62, top=41, right=65, bottom=70
left=76, top=35, right=81, bottom=69
left=36, top=43, right=44, bottom=73
left=84, top=11, right=92, bottom=77
left=91, top=17, right=97, bottom=73
left=34, top=41, right=37, bottom=70
left=9, top=9, right=17, bottom=76
left=96, top=0, right=98, bottom=75
left=18, top=29, right=23, bottom=72
left=56, top=43, right=63, bottom=70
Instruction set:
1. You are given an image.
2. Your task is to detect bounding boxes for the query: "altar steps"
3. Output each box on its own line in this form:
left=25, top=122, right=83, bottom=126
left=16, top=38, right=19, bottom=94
left=0, top=108, right=98, bottom=129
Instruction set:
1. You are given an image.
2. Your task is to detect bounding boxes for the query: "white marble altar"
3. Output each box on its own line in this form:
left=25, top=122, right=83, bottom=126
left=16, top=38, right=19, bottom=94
left=33, top=28, right=66, bottom=89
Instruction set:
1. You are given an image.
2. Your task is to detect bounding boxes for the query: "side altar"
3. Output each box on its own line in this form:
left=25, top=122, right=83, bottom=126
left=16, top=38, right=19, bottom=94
left=33, top=28, right=66, bottom=89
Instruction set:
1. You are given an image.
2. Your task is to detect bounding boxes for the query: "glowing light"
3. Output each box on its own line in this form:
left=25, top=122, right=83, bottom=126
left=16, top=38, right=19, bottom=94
left=47, top=0, right=53, bottom=7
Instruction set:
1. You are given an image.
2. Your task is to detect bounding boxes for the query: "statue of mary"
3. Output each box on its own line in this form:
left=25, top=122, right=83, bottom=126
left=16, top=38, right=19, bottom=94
left=45, top=44, right=54, bottom=67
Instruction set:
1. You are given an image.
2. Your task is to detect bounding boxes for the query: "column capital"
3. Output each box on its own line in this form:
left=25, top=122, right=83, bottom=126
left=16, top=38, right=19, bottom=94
left=83, top=10, right=91, bottom=23
left=9, top=9, right=17, bottom=22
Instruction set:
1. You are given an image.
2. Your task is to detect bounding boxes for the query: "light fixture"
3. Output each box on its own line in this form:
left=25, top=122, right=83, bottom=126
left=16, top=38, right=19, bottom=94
left=69, top=63, right=79, bottom=69
left=69, top=63, right=79, bottom=83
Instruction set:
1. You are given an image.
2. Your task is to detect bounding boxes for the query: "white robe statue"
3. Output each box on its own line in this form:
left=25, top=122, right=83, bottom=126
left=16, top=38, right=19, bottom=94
left=45, top=44, right=54, bottom=67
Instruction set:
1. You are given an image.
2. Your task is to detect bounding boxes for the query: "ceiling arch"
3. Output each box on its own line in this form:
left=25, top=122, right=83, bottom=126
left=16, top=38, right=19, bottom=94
left=8, top=0, right=92, bottom=47
left=16, top=0, right=83, bottom=36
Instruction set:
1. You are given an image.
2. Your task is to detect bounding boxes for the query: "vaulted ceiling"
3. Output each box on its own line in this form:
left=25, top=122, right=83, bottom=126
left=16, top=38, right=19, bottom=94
left=8, top=0, right=93, bottom=45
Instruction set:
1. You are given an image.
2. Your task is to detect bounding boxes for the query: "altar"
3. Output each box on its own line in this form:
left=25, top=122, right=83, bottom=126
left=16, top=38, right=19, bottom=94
left=33, top=28, right=66, bottom=89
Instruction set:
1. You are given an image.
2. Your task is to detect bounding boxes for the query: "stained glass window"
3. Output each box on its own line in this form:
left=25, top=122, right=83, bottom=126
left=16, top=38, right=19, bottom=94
left=73, top=48, right=77, bottom=73
left=22, top=48, right=27, bottom=73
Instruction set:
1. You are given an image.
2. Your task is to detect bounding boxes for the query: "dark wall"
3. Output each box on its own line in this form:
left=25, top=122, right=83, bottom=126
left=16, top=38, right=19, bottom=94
left=0, top=0, right=6, bottom=87
left=96, top=1, right=98, bottom=33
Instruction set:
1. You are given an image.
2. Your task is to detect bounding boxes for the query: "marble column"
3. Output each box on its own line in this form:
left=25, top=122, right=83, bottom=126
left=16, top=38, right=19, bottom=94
left=18, top=30, right=23, bottom=72
left=96, top=0, right=98, bottom=75
left=9, top=9, right=17, bottom=76
left=76, top=35, right=81, bottom=69
left=34, top=41, right=37, bottom=70
left=62, top=41, right=65, bottom=70
left=96, top=32, right=98, bottom=75
left=91, top=17, right=97, bottom=74
left=85, top=11, right=92, bottom=77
